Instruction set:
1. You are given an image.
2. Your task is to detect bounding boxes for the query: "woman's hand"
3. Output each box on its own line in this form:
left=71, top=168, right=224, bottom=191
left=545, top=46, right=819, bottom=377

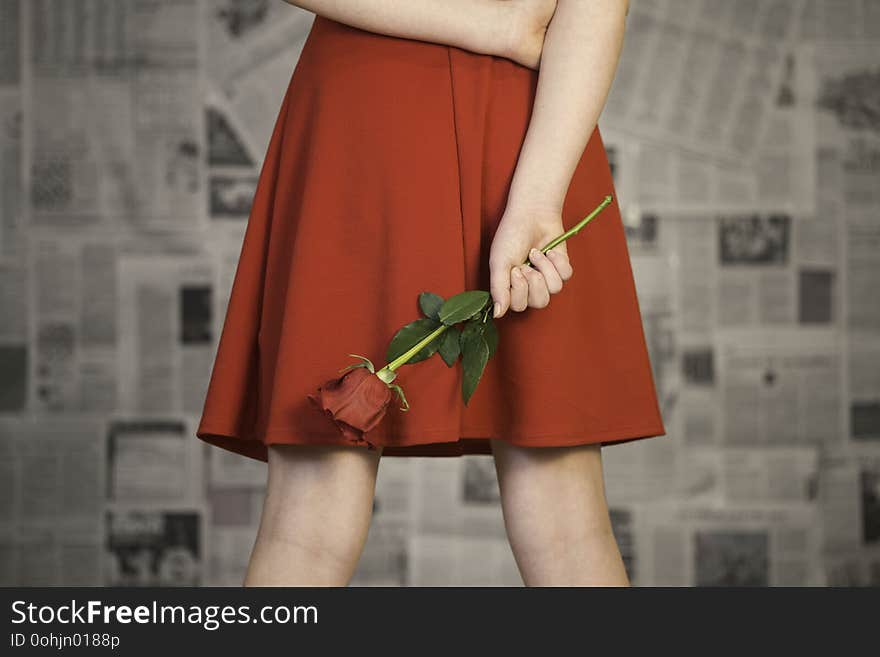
left=488, top=203, right=574, bottom=319
left=500, top=0, right=558, bottom=69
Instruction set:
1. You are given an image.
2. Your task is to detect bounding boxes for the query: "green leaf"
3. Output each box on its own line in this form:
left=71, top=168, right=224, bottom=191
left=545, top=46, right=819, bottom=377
left=418, top=292, right=444, bottom=320
left=460, top=329, right=489, bottom=406
left=483, top=317, right=498, bottom=358
left=438, top=290, right=490, bottom=326
left=438, top=327, right=461, bottom=367
left=386, top=318, right=444, bottom=365
left=459, top=318, right=484, bottom=346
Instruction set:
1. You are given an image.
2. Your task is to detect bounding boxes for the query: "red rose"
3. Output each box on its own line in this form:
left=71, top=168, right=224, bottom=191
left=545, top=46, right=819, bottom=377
left=307, top=366, right=394, bottom=449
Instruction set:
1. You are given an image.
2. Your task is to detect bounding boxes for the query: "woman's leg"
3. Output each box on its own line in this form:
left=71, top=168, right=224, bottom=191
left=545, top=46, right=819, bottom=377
left=490, top=439, right=629, bottom=586
left=244, top=443, right=382, bottom=586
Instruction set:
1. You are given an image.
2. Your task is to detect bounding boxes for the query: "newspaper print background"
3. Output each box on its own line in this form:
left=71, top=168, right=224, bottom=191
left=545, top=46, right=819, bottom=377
left=0, top=0, right=878, bottom=586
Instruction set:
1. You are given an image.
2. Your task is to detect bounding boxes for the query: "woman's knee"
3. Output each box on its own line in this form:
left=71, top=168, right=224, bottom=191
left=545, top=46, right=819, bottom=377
left=262, top=445, right=380, bottom=529
left=490, top=440, right=612, bottom=530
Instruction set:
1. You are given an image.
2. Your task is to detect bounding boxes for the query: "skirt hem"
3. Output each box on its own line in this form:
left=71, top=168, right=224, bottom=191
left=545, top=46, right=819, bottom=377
left=196, top=421, right=668, bottom=462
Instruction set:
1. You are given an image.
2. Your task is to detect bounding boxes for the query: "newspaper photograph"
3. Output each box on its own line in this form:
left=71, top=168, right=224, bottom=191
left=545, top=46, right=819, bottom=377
left=117, top=253, right=214, bottom=414
left=635, top=503, right=823, bottom=586
left=104, top=508, right=204, bottom=587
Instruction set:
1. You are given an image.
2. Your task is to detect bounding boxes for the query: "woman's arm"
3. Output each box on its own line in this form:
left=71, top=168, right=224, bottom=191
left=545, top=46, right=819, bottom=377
left=489, top=0, right=629, bottom=318
left=507, top=0, right=628, bottom=210
left=283, top=0, right=555, bottom=69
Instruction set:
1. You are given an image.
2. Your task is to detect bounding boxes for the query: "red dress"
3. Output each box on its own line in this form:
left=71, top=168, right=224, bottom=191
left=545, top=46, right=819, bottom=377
left=196, top=15, right=666, bottom=461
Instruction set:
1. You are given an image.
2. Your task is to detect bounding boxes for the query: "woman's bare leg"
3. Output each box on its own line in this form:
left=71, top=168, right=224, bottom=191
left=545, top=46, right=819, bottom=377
left=490, top=439, right=629, bottom=586
left=244, top=443, right=382, bottom=586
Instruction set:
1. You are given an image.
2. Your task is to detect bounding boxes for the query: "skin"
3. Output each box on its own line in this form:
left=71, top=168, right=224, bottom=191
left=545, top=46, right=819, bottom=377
left=284, top=0, right=556, bottom=69
left=489, top=0, right=629, bottom=318
left=246, top=444, right=381, bottom=586
left=248, top=0, right=631, bottom=587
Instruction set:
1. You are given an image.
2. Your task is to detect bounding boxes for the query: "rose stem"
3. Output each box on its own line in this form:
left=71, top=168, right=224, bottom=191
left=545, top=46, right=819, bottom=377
left=522, top=194, right=613, bottom=266
left=376, top=194, right=614, bottom=376
left=380, top=323, right=449, bottom=375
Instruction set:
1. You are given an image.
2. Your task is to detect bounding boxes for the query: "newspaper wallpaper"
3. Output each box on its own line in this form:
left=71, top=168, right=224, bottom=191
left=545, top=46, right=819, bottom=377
left=0, top=0, right=878, bottom=587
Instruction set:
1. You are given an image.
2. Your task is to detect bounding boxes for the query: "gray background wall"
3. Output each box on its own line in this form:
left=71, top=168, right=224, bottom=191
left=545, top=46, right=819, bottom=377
left=0, top=0, right=878, bottom=586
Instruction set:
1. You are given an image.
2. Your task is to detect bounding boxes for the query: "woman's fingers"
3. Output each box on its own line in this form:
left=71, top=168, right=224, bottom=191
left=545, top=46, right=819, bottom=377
left=527, top=248, right=564, bottom=293
left=545, top=247, right=573, bottom=280
left=506, top=247, right=574, bottom=313
left=509, top=263, right=549, bottom=312
left=520, top=265, right=550, bottom=308
left=509, top=266, right=530, bottom=312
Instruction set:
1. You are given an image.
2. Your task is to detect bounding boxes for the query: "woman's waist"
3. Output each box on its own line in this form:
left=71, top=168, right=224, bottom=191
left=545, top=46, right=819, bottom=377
left=298, top=15, right=535, bottom=88
left=286, top=13, right=538, bottom=120
left=304, top=14, right=519, bottom=69
left=310, top=15, right=448, bottom=54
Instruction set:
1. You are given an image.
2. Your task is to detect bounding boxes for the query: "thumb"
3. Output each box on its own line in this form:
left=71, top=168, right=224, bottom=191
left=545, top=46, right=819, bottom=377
left=489, top=258, right=512, bottom=319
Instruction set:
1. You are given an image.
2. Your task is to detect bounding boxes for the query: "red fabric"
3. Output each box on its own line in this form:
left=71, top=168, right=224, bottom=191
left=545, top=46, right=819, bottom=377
left=196, top=16, right=667, bottom=461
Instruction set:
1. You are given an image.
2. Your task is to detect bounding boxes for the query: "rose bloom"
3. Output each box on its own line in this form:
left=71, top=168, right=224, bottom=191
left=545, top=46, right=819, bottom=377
left=307, top=366, right=394, bottom=448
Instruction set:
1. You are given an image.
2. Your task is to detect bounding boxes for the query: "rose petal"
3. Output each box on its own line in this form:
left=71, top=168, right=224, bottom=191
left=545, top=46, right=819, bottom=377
left=308, top=366, right=393, bottom=447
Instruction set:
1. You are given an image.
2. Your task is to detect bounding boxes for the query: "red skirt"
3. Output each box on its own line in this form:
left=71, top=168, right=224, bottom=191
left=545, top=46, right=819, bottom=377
left=196, top=15, right=667, bottom=461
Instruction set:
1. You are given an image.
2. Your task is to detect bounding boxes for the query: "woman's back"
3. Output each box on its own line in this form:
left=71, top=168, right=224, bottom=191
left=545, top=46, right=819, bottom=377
left=198, top=1, right=661, bottom=588
left=197, top=12, right=663, bottom=459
